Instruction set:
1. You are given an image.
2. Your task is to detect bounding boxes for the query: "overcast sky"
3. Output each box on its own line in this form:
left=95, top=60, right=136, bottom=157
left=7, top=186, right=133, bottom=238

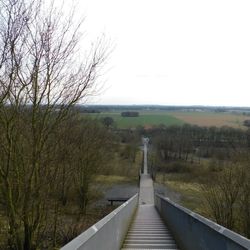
left=78, top=0, right=250, bottom=106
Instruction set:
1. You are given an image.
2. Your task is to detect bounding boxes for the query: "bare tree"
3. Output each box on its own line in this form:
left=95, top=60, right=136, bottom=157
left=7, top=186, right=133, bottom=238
left=202, top=164, right=244, bottom=230
left=70, top=118, right=113, bottom=215
left=0, top=0, right=108, bottom=249
left=234, top=154, right=250, bottom=238
left=239, top=169, right=250, bottom=238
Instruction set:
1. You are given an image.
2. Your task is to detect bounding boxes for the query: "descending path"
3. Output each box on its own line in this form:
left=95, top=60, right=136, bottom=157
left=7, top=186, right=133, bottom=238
left=122, top=139, right=179, bottom=250
left=62, top=138, right=250, bottom=250
left=139, top=174, right=154, bottom=205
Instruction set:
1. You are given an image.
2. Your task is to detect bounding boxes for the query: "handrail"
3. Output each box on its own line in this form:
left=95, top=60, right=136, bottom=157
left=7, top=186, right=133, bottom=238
left=61, top=193, right=138, bottom=250
left=155, top=194, right=250, bottom=250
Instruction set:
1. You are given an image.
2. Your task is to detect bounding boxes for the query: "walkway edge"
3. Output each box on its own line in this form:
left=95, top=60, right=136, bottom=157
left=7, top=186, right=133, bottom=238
left=61, top=194, right=138, bottom=250
left=155, top=194, right=250, bottom=250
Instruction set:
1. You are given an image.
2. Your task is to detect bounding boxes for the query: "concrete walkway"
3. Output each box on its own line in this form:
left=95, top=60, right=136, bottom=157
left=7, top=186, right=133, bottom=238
left=139, top=139, right=154, bottom=204
left=122, top=138, right=179, bottom=250
left=139, top=174, right=154, bottom=205
left=143, top=143, right=148, bottom=175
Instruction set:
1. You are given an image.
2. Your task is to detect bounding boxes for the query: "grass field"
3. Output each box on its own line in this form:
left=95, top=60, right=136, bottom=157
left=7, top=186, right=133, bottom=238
left=87, top=111, right=249, bottom=129
left=88, top=111, right=184, bottom=128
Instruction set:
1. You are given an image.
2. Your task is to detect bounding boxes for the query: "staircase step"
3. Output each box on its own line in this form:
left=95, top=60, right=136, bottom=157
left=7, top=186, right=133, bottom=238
left=122, top=206, right=179, bottom=250
left=122, top=243, right=178, bottom=249
left=128, top=230, right=170, bottom=233
left=126, top=233, right=173, bottom=236
left=126, top=237, right=175, bottom=240
left=124, top=240, right=176, bottom=244
left=131, top=227, right=167, bottom=229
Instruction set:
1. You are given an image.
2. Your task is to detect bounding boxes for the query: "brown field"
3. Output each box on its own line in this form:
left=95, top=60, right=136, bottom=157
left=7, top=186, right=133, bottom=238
left=170, top=111, right=248, bottom=129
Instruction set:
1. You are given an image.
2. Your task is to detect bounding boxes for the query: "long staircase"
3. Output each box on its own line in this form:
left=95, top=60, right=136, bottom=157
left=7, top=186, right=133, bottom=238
left=61, top=138, right=250, bottom=250
left=122, top=205, right=178, bottom=249
left=122, top=140, right=179, bottom=250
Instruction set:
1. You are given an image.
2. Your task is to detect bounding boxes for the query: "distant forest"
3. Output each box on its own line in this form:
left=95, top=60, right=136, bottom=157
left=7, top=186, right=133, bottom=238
left=77, top=105, right=250, bottom=114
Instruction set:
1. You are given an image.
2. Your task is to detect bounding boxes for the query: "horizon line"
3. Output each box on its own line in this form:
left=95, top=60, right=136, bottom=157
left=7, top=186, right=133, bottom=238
left=83, top=104, right=250, bottom=108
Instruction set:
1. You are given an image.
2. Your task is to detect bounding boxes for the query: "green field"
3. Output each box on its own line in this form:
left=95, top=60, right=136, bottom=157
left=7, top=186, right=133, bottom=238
left=86, top=110, right=249, bottom=129
left=88, top=111, right=184, bottom=128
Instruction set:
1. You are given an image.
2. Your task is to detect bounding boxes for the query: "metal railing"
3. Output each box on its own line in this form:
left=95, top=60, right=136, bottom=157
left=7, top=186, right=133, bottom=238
left=155, top=194, right=250, bottom=250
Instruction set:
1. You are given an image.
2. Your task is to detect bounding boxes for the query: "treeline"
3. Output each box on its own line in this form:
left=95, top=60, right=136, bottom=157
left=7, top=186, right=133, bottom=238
left=78, top=105, right=250, bottom=113
left=0, top=111, right=114, bottom=249
left=147, top=124, right=249, bottom=162
left=121, top=111, right=139, bottom=117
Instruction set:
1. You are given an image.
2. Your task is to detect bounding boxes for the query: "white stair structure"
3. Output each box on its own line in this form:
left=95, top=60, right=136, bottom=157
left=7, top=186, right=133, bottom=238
left=122, top=138, right=179, bottom=250
left=122, top=205, right=179, bottom=249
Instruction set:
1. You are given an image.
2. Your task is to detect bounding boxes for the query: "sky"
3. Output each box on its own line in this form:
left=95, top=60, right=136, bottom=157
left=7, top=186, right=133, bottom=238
left=75, top=0, right=250, bottom=106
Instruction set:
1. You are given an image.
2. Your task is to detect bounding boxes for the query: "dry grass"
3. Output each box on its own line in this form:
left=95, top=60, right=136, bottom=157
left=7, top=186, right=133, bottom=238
left=94, top=175, right=133, bottom=186
left=104, top=147, right=142, bottom=178
left=170, top=111, right=248, bottom=128
left=156, top=173, right=207, bottom=215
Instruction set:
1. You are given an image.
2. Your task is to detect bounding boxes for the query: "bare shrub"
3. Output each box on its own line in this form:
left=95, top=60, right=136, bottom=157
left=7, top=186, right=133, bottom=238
left=202, top=164, right=244, bottom=230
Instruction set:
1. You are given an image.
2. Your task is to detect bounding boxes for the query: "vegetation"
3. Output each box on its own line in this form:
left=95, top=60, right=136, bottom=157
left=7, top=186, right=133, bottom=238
left=243, top=119, right=250, bottom=127
left=0, top=0, right=116, bottom=249
left=101, top=116, right=115, bottom=128
left=84, top=108, right=250, bottom=129
left=121, top=111, right=139, bottom=117
left=172, top=111, right=247, bottom=128
left=88, top=111, right=183, bottom=128
left=0, top=111, right=142, bottom=250
left=149, top=124, right=250, bottom=238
